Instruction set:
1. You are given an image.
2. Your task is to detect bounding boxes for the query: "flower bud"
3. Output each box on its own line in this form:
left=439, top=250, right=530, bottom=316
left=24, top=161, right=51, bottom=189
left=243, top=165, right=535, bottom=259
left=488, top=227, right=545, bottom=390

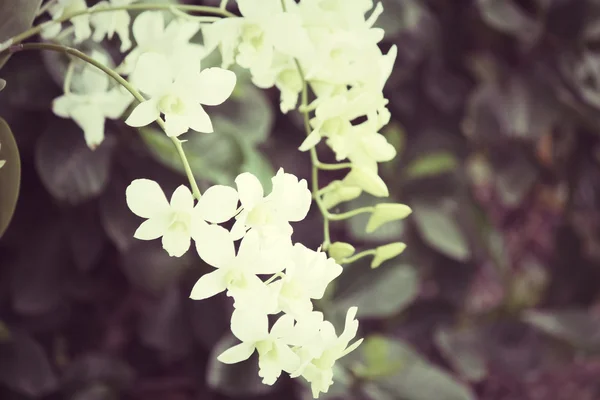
left=343, top=167, right=389, bottom=198
left=322, top=183, right=363, bottom=209
left=366, top=203, right=412, bottom=233
left=328, top=241, right=356, bottom=263
left=371, top=242, right=406, bottom=268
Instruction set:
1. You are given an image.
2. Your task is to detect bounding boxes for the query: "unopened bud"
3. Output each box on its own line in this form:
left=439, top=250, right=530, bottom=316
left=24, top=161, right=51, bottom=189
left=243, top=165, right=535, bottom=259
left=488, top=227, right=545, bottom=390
left=371, top=242, right=406, bottom=268
left=328, top=242, right=355, bottom=263
left=343, top=167, right=389, bottom=198
left=366, top=203, right=412, bottom=233
left=322, top=182, right=362, bottom=209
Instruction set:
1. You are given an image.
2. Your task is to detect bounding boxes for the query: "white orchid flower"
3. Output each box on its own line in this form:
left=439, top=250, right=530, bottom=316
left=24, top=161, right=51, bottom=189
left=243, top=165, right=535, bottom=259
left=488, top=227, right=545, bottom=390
left=218, top=309, right=300, bottom=385
left=269, top=244, right=342, bottom=318
left=190, top=227, right=285, bottom=303
left=90, top=0, right=138, bottom=53
left=292, top=307, right=363, bottom=398
left=52, top=51, right=133, bottom=149
left=231, top=168, right=312, bottom=243
left=118, top=11, right=204, bottom=76
left=125, top=52, right=236, bottom=137
left=125, top=179, right=239, bottom=257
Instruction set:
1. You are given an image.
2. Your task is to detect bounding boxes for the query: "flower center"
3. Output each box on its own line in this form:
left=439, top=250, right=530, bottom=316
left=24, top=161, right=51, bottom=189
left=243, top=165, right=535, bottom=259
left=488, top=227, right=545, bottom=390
left=246, top=203, right=273, bottom=227
left=159, top=94, right=186, bottom=115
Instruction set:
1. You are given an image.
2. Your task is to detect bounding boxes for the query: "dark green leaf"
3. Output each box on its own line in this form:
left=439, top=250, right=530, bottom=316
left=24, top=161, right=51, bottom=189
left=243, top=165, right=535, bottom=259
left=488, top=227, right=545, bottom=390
left=405, top=152, right=459, bottom=180
left=240, top=142, right=275, bottom=192
left=333, top=263, right=418, bottom=318
left=210, top=83, right=274, bottom=145
left=67, top=203, right=106, bottom=272
left=494, top=150, right=538, bottom=207
left=120, top=240, right=193, bottom=294
left=0, top=0, right=43, bottom=68
left=412, top=203, right=471, bottom=261
left=10, top=218, right=67, bottom=315
left=0, top=116, right=20, bottom=237
left=140, top=127, right=244, bottom=186
left=0, top=332, right=58, bottom=397
left=523, top=309, right=600, bottom=352
left=62, top=353, right=134, bottom=395
left=476, top=0, right=541, bottom=44
left=206, top=334, right=275, bottom=397
left=138, top=286, right=194, bottom=362
left=359, top=336, right=475, bottom=400
left=35, top=118, right=115, bottom=204
left=0, top=52, right=59, bottom=109
left=434, top=326, right=488, bottom=382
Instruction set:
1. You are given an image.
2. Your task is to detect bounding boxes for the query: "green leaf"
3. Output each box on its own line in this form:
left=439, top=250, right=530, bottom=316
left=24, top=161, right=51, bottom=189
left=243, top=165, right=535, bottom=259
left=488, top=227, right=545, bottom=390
left=0, top=0, right=43, bottom=69
left=354, top=336, right=404, bottom=379
left=0, top=332, right=58, bottom=397
left=240, top=142, right=275, bottom=192
left=434, top=326, right=488, bottom=382
left=412, top=203, right=471, bottom=261
left=333, top=263, right=418, bottom=318
left=140, top=127, right=244, bottom=186
left=0, top=116, right=20, bottom=238
left=35, top=119, right=115, bottom=204
left=359, top=336, right=476, bottom=400
left=210, top=83, right=274, bottom=145
left=405, top=151, right=459, bottom=180
left=523, top=309, right=600, bottom=352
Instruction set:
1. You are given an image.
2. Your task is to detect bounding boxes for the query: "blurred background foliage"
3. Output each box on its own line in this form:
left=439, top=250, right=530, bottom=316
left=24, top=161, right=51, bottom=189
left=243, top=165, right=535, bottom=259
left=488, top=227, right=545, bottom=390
left=2, top=0, right=600, bottom=399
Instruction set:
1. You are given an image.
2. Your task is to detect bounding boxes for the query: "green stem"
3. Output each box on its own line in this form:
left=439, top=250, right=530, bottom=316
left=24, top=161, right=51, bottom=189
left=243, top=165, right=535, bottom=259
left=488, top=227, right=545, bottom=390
left=9, top=42, right=202, bottom=199
left=316, top=161, right=352, bottom=171
left=327, top=206, right=374, bottom=221
left=295, top=59, right=331, bottom=249
left=9, top=3, right=235, bottom=46
left=63, top=60, right=75, bottom=94
left=172, top=138, right=201, bottom=199
left=341, top=249, right=376, bottom=265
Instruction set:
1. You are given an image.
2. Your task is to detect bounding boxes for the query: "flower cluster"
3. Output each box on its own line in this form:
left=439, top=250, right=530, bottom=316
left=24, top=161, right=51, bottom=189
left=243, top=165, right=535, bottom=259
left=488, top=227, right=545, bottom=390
left=33, top=0, right=411, bottom=396
left=126, top=170, right=362, bottom=397
left=206, top=0, right=398, bottom=198
left=46, top=3, right=236, bottom=142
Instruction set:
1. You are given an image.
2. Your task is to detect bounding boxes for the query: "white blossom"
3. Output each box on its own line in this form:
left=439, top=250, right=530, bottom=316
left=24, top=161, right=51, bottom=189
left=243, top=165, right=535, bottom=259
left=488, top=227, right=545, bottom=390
left=269, top=244, right=342, bottom=318
left=43, top=0, right=91, bottom=43
left=231, top=169, right=312, bottom=243
left=125, top=179, right=239, bottom=257
left=118, top=11, right=204, bottom=76
left=218, top=309, right=300, bottom=385
left=90, top=0, right=137, bottom=53
left=292, top=307, right=363, bottom=398
left=52, top=51, right=133, bottom=149
left=190, top=227, right=285, bottom=305
left=125, top=52, right=236, bottom=137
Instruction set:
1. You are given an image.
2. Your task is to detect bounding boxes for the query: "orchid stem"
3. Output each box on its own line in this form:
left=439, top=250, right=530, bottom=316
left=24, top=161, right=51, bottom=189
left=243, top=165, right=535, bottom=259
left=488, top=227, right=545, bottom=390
left=8, top=42, right=202, bottom=200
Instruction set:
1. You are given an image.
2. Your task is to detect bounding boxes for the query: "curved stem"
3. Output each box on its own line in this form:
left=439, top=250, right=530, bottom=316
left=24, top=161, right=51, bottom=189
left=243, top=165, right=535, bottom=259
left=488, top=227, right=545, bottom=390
left=9, top=42, right=202, bottom=200
left=63, top=60, right=75, bottom=94
left=341, top=249, right=376, bottom=265
left=316, top=161, right=352, bottom=171
left=295, top=59, right=331, bottom=249
left=327, top=206, right=374, bottom=221
left=172, top=139, right=202, bottom=200
left=9, top=3, right=235, bottom=46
